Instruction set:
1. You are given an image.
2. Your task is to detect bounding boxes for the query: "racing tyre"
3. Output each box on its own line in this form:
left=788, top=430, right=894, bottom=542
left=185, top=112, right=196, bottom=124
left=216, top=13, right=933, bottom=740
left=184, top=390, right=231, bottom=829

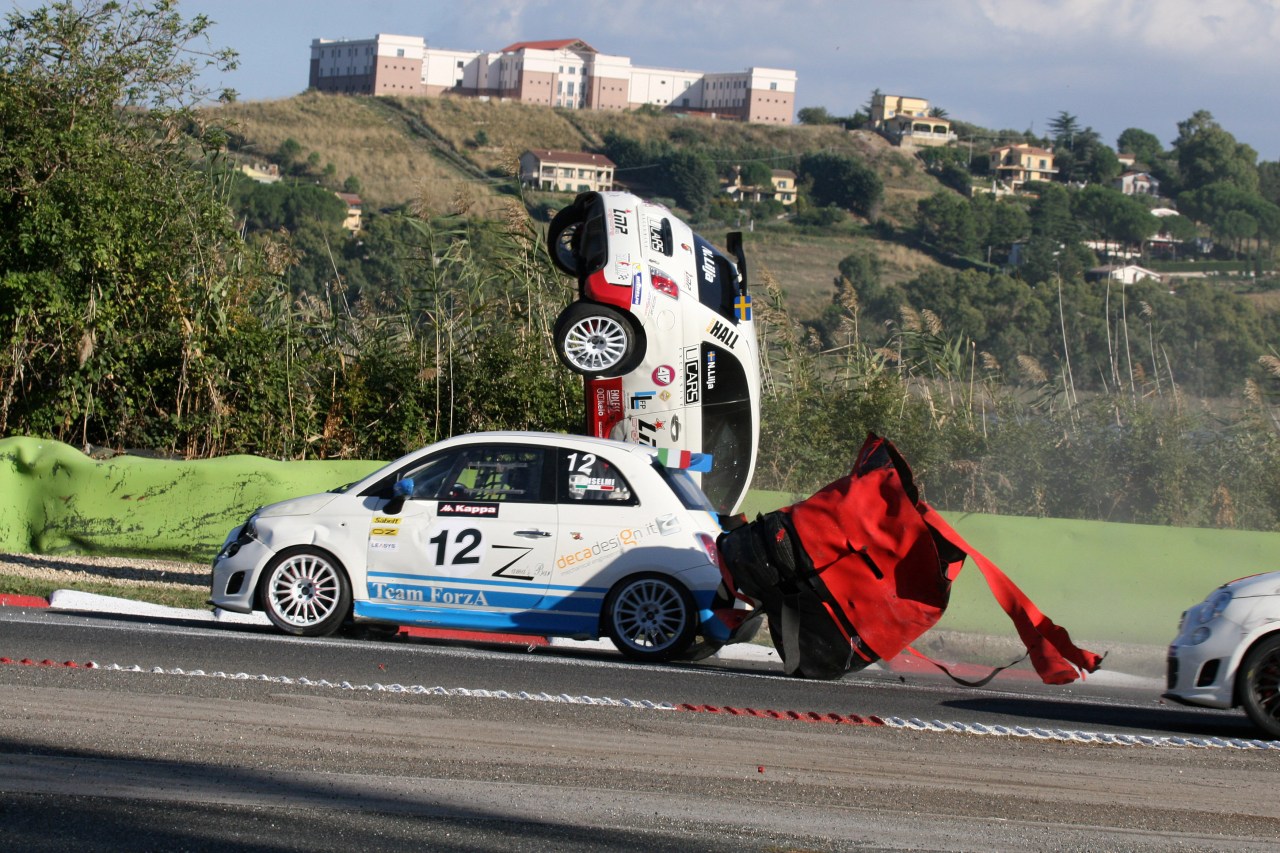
left=554, top=302, right=638, bottom=377
left=547, top=201, right=586, bottom=277
left=604, top=574, right=697, bottom=662
left=260, top=547, right=352, bottom=637
left=1240, top=634, right=1280, bottom=739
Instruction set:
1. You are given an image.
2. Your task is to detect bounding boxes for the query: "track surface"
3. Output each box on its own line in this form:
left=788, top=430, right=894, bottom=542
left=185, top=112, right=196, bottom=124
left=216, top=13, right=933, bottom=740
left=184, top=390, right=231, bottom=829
left=1, top=606, right=1276, bottom=851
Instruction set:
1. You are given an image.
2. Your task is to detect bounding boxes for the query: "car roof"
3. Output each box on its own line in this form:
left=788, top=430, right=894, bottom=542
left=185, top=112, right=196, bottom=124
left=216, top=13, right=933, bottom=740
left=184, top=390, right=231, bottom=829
left=430, top=430, right=660, bottom=459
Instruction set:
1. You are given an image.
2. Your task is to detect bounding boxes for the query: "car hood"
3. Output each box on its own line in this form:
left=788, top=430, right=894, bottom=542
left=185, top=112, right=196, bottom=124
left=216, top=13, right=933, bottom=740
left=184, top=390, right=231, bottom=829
left=257, top=492, right=341, bottom=519
left=1225, top=570, right=1280, bottom=598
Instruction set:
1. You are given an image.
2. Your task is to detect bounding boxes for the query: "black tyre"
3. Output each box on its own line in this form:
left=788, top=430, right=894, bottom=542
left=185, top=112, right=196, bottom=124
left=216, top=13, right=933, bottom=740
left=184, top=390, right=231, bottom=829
left=554, top=302, right=638, bottom=377
left=1240, top=634, right=1280, bottom=739
left=547, top=201, right=586, bottom=277
left=259, top=547, right=352, bottom=637
left=604, top=574, right=697, bottom=662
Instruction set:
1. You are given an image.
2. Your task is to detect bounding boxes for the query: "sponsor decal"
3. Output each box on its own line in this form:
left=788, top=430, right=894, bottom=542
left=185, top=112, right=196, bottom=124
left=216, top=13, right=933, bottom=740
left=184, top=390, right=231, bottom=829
left=371, top=527, right=399, bottom=537
left=682, top=345, right=700, bottom=404
left=629, top=390, right=655, bottom=410
left=670, top=414, right=681, bottom=441
left=438, top=502, right=500, bottom=518
left=570, top=474, right=617, bottom=492
left=651, top=364, right=676, bottom=386
left=372, top=516, right=401, bottom=525
left=648, top=217, right=672, bottom=255
left=659, top=389, right=672, bottom=402
left=610, top=208, right=630, bottom=235
left=370, top=582, right=490, bottom=606
left=631, top=270, right=644, bottom=305
left=656, top=513, right=682, bottom=536
left=593, top=383, right=624, bottom=436
left=734, top=291, right=753, bottom=322
left=700, top=244, right=718, bottom=285
left=570, top=531, right=583, bottom=540
left=370, top=541, right=398, bottom=552
left=491, top=543, right=534, bottom=580
left=705, top=349, right=718, bottom=391
left=707, top=320, right=740, bottom=350
left=653, top=418, right=666, bottom=430
left=556, top=519, right=667, bottom=569
left=634, top=418, right=659, bottom=447
left=650, top=268, right=679, bottom=299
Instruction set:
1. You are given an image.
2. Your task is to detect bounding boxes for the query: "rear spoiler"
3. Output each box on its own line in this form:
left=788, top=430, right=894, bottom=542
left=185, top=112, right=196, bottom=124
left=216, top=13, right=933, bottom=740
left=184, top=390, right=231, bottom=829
left=725, top=232, right=748, bottom=293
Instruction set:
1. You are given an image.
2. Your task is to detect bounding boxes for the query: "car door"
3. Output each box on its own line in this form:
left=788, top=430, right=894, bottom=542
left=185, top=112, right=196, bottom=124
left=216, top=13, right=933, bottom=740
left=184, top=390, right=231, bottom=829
left=364, top=443, right=558, bottom=616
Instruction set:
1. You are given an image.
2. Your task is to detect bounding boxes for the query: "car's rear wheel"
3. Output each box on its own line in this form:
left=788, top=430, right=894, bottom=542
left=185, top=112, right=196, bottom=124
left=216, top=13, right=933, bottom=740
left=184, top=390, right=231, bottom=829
left=1240, top=634, right=1280, bottom=738
left=260, top=547, right=351, bottom=637
left=554, top=302, right=637, bottom=377
left=604, top=574, right=697, bottom=662
left=548, top=201, right=586, bottom=276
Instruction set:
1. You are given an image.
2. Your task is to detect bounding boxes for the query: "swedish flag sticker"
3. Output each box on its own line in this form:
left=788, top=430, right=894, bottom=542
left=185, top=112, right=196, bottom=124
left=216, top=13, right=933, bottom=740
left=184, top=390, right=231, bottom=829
left=734, top=291, right=753, bottom=322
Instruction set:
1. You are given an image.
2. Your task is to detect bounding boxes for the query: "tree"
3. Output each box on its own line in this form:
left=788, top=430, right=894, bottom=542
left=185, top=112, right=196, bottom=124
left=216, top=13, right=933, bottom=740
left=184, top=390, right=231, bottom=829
left=1258, top=161, right=1280, bottom=207
left=276, top=137, right=303, bottom=174
left=1073, top=185, right=1159, bottom=248
left=797, top=106, right=834, bottom=125
left=916, top=191, right=979, bottom=257
left=1173, top=110, right=1259, bottom=194
left=1048, top=111, right=1081, bottom=147
left=0, top=0, right=254, bottom=449
left=798, top=152, right=883, bottom=218
left=737, top=161, right=774, bottom=188
left=1116, top=127, right=1163, bottom=166
left=660, top=150, right=717, bottom=214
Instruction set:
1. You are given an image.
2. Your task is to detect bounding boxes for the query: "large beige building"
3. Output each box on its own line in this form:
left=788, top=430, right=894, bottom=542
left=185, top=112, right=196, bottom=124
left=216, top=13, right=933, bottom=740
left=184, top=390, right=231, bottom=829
left=309, top=34, right=796, bottom=124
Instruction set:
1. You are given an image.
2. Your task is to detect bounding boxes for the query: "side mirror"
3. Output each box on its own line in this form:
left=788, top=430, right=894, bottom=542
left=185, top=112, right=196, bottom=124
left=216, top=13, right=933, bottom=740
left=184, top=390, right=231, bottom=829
left=393, top=478, right=414, bottom=498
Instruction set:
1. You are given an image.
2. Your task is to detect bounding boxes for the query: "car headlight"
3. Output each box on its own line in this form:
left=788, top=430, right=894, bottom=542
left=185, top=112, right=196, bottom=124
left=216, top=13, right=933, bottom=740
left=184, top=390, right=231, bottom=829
left=1188, top=626, right=1212, bottom=645
left=1198, top=589, right=1232, bottom=623
left=218, top=511, right=260, bottom=559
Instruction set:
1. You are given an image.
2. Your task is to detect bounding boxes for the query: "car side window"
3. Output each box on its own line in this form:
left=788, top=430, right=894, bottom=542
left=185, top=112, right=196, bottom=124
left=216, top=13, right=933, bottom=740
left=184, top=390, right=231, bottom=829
left=403, top=445, right=550, bottom=503
left=558, top=448, right=637, bottom=505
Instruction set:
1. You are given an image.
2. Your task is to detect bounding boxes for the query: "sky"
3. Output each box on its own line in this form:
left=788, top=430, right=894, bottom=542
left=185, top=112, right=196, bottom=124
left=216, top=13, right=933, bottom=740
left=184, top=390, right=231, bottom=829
left=13, top=0, right=1280, bottom=160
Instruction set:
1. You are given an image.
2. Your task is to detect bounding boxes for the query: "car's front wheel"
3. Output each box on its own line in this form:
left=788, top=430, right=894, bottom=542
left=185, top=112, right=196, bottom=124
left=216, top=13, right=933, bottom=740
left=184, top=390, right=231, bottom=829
left=1240, top=634, right=1280, bottom=738
left=604, top=574, right=697, bottom=662
left=260, top=547, right=352, bottom=637
left=554, top=302, right=638, bottom=377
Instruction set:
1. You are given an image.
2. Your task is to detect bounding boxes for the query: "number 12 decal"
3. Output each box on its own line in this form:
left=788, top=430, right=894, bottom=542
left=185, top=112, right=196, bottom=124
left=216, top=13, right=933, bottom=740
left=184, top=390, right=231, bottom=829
left=428, top=527, right=482, bottom=566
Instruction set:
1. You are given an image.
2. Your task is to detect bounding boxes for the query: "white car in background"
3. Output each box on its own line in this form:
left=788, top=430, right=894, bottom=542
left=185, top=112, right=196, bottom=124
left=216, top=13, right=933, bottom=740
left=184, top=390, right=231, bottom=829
left=547, top=191, right=761, bottom=515
left=210, top=431, right=760, bottom=662
left=1165, top=570, right=1280, bottom=738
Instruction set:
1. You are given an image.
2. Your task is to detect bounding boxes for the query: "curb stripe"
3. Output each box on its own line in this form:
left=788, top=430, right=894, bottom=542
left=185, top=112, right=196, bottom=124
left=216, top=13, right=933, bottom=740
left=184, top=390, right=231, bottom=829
left=4, top=656, right=1276, bottom=751
left=0, top=594, right=49, bottom=608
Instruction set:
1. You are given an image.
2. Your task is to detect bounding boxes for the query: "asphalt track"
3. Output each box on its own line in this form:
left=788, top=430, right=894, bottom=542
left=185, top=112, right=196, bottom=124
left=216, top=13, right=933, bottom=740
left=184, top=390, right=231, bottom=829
left=1, top=596, right=1276, bottom=851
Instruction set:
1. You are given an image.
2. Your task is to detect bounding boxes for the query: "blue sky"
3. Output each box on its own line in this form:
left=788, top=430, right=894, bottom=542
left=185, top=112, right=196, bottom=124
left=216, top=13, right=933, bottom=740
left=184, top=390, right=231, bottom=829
left=13, top=0, right=1280, bottom=160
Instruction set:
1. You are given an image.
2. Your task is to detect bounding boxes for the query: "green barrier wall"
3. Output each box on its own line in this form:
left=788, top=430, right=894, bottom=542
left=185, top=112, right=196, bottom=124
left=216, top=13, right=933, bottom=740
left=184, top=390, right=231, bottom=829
left=0, top=437, right=381, bottom=561
left=4, top=437, right=1277, bottom=645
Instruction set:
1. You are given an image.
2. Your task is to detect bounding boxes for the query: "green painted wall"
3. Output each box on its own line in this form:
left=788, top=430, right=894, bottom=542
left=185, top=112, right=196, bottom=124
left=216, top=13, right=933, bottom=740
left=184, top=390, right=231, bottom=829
left=4, top=437, right=1276, bottom=645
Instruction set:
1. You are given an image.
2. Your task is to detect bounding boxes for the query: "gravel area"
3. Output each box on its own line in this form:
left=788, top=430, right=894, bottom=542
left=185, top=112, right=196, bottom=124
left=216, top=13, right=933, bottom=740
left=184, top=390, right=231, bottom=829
left=0, top=552, right=209, bottom=590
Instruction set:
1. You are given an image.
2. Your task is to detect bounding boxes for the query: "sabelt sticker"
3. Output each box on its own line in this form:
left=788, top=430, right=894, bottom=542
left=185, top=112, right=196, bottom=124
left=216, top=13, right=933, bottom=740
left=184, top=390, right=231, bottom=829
left=372, top=516, right=402, bottom=525
left=438, top=502, right=500, bottom=518
left=651, top=364, right=676, bottom=386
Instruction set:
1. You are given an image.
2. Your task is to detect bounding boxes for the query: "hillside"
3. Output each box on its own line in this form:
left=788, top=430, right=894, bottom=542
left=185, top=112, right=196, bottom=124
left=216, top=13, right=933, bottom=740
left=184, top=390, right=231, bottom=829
left=205, top=92, right=950, bottom=318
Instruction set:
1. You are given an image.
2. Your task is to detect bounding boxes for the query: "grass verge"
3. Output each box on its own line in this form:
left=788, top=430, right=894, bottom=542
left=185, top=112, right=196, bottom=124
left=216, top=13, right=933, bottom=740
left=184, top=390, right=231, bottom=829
left=0, top=573, right=210, bottom=611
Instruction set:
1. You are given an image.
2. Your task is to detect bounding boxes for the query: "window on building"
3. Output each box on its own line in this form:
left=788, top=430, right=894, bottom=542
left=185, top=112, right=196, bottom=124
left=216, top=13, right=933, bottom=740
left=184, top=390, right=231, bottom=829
left=770, top=82, right=778, bottom=90
left=396, top=48, right=405, bottom=58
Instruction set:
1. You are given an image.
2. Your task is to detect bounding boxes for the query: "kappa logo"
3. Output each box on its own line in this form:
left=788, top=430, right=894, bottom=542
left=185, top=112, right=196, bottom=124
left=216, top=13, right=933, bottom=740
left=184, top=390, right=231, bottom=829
left=438, top=502, right=500, bottom=518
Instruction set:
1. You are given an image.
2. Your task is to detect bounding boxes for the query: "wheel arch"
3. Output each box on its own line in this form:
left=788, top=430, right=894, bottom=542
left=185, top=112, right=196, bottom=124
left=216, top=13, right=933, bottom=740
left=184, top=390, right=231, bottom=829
left=1232, top=627, right=1280, bottom=707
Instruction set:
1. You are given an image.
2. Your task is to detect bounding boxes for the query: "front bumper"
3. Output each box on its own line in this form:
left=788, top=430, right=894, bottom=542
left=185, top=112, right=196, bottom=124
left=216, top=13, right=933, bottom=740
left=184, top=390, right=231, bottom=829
left=208, top=533, right=276, bottom=615
left=1164, top=628, right=1243, bottom=710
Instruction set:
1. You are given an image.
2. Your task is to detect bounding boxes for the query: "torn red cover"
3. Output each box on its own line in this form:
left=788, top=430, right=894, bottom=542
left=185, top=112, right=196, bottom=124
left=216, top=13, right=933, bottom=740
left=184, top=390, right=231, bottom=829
left=781, top=433, right=1101, bottom=685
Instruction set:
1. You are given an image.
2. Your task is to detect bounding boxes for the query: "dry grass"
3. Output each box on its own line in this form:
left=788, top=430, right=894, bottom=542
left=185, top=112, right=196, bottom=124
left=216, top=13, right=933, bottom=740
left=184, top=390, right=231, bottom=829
left=745, top=230, right=944, bottom=319
left=206, top=92, right=508, bottom=216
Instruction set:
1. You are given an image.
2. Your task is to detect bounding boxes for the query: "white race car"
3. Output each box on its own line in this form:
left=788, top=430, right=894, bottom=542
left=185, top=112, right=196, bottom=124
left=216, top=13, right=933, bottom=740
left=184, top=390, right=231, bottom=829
left=210, top=432, right=760, bottom=661
left=547, top=191, right=761, bottom=515
left=1165, top=570, right=1280, bottom=738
